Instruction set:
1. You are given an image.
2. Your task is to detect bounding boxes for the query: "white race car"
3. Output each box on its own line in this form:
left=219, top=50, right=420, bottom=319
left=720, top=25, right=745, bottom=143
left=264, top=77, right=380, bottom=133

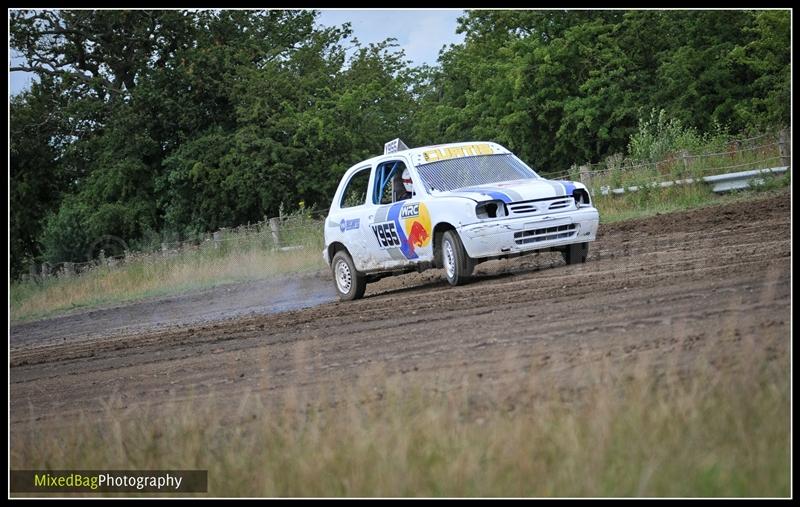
left=324, top=139, right=600, bottom=300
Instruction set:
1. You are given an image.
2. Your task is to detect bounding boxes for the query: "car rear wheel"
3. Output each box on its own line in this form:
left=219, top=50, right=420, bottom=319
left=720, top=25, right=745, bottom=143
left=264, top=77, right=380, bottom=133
left=442, top=230, right=474, bottom=286
left=562, top=242, right=589, bottom=265
left=332, top=250, right=367, bottom=301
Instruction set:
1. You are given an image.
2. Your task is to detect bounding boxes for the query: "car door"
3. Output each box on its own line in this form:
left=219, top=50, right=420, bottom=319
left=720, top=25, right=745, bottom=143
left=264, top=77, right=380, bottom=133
left=364, top=157, right=433, bottom=269
left=329, top=164, right=375, bottom=271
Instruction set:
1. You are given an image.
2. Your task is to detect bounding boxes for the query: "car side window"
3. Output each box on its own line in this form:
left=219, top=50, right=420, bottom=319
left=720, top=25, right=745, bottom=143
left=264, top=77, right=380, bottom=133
left=340, top=167, right=372, bottom=208
left=373, top=160, right=407, bottom=205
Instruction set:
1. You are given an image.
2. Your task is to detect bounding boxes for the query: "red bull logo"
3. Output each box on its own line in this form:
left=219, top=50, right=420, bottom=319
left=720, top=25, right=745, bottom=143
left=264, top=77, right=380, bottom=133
left=378, top=201, right=433, bottom=260
left=401, top=202, right=431, bottom=258
left=406, top=221, right=429, bottom=256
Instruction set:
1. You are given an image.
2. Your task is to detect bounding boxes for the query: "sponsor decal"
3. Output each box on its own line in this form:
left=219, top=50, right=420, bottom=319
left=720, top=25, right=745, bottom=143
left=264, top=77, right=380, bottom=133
left=406, top=222, right=429, bottom=257
left=422, top=143, right=494, bottom=163
left=338, top=218, right=360, bottom=232
left=399, top=203, right=419, bottom=219
left=374, top=202, right=433, bottom=260
left=401, top=202, right=431, bottom=258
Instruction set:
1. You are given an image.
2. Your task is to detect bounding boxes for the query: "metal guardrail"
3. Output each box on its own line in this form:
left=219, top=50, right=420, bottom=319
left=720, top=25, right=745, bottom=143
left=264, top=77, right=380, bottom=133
left=703, top=166, right=790, bottom=193
left=597, top=166, right=789, bottom=196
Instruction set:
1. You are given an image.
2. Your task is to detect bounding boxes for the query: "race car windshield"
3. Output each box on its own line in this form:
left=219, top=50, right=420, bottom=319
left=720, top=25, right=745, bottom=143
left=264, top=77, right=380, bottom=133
left=416, top=154, right=540, bottom=192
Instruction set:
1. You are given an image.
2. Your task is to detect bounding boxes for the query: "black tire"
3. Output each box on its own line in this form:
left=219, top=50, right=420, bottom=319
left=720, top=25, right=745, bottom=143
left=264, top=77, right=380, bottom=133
left=441, top=230, right=475, bottom=286
left=562, top=242, right=589, bottom=265
left=331, top=250, right=367, bottom=301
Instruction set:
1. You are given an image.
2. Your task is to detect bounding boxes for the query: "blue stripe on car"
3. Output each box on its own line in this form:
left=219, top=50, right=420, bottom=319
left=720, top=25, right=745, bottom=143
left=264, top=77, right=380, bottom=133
left=458, top=188, right=513, bottom=203
left=387, top=202, right=417, bottom=260
left=557, top=180, right=576, bottom=196
left=539, top=179, right=564, bottom=196
left=484, top=191, right=513, bottom=203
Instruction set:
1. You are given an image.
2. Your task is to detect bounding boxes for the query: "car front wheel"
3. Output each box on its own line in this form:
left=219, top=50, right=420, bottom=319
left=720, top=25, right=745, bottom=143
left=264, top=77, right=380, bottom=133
left=332, top=250, right=367, bottom=301
left=441, top=230, right=474, bottom=286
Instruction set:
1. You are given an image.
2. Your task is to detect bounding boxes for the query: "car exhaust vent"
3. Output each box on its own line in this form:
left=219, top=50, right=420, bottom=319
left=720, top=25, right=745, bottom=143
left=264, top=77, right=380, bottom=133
left=514, top=224, right=577, bottom=245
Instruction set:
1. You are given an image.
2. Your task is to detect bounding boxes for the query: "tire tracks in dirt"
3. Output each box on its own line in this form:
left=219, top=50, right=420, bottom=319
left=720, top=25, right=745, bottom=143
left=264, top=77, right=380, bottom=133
left=10, top=191, right=791, bottom=427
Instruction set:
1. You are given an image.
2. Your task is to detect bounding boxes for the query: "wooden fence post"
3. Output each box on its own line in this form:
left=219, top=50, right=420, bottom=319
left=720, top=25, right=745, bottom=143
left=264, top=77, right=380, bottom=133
left=269, top=217, right=282, bottom=248
left=213, top=231, right=222, bottom=249
left=579, top=164, right=591, bottom=190
left=779, top=128, right=790, bottom=167
left=680, top=149, right=689, bottom=174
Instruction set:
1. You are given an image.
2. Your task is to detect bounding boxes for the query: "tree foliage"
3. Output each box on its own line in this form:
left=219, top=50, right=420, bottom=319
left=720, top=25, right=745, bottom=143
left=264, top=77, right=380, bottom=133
left=10, top=80, right=68, bottom=275
left=9, top=9, right=791, bottom=274
left=414, top=10, right=789, bottom=171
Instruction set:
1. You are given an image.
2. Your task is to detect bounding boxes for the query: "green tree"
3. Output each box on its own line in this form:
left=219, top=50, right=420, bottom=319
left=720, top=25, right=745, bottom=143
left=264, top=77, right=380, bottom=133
left=653, top=10, right=757, bottom=133
left=10, top=81, right=68, bottom=276
left=10, top=9, right=791, bottom=273
left=729, top=10, right=791, bottom=129
left=10, top=10, right=195, bottom=100
left=415, top=9, right=788, bottom=172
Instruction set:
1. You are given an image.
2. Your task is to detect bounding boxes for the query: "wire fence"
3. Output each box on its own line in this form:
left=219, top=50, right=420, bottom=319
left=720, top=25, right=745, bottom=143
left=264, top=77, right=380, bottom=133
left=568, top=130, right=780, bottom=172
left=25, top=211, right=331, bottom=282
left=556, top=149, right=782, bottom=182
left=551, top=128, right=790, bottom=195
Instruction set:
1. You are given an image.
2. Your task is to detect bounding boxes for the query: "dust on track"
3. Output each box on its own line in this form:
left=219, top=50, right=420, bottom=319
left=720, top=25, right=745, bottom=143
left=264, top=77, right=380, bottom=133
left=9, top=270, right=337, bottom=348
left=10, top=191, right=791, bottom=427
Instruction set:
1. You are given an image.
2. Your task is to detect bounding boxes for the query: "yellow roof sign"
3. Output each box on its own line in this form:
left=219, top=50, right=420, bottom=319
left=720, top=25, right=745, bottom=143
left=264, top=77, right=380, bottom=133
left=421, top=143, right=495, bottom=163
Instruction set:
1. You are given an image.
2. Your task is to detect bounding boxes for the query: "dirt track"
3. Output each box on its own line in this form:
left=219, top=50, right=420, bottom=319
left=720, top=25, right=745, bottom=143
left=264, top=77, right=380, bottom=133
left=10, top=191, right=792, bottom=429
left=10, top=272, right=337, bottom=348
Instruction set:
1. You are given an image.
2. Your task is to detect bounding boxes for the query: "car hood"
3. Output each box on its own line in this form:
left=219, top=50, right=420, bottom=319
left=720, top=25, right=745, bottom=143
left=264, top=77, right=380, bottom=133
left=430, top=179, right=578, bottom=203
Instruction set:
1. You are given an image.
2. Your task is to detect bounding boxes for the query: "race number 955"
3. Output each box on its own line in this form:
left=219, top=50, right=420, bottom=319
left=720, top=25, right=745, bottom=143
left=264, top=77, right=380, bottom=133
left=371, top=222, right=401, bottom=249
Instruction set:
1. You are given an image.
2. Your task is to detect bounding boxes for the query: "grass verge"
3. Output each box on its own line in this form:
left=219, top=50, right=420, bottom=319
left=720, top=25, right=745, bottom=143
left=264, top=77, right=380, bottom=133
left=10, top=225, right=327, bottom=322
left=11, top=328, right=789, bottom=497
left=594, top=171, right=790, bottom=224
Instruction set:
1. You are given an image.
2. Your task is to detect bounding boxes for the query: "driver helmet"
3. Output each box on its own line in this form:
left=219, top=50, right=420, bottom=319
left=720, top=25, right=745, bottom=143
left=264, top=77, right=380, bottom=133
left=402, top=168, right=413, bottom=193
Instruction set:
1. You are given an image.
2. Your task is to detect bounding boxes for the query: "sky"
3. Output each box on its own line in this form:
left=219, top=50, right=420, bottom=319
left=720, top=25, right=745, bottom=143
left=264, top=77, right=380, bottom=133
left=316, top=9, right=465, bottom=66
left=9, top=9, right=467, bottom=96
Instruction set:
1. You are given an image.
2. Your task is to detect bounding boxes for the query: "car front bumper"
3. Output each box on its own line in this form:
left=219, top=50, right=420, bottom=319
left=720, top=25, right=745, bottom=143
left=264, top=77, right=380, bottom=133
left=458, top=207, right=600, bottom=259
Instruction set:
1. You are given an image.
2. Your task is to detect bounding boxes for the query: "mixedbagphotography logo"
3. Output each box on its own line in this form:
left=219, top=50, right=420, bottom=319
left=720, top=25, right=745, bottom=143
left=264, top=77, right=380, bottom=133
left=10, top=470, right=208, bottom=493
left=85, top=234, right=130, bottom=261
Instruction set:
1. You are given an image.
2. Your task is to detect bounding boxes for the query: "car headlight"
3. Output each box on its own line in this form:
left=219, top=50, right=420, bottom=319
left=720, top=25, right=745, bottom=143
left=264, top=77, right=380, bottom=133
left=475, top=200, right=508, bottom=219
left=573, top=189, right=591, bottom=206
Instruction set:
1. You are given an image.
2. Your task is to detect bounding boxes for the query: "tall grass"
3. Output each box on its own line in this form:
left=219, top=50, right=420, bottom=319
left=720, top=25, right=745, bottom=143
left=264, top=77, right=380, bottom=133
left=10, top=214, right=326, bottom=322
left=570, top=138, right=783, bottom=193
left=581, top=117, right=790, bottom=224
left=11, top=326, right=789, bottom=497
